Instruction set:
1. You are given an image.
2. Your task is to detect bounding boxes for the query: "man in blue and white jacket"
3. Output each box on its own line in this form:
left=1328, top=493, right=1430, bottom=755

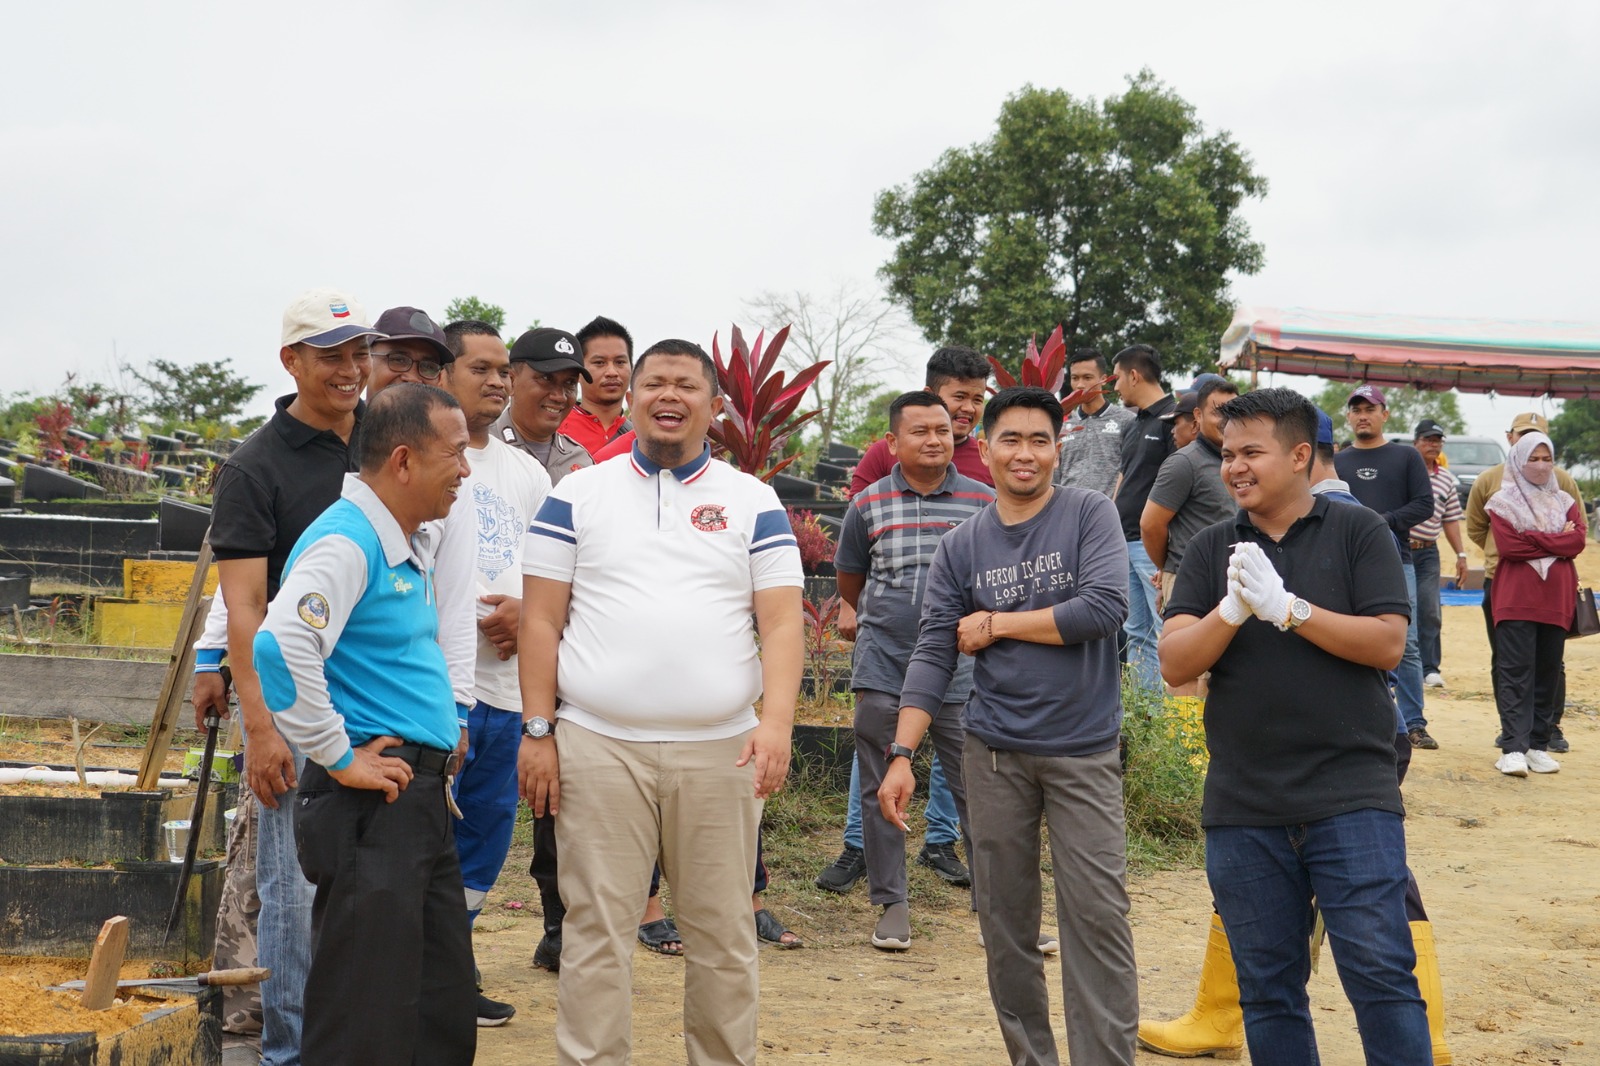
left=254, top=383, right=477, bottom=1066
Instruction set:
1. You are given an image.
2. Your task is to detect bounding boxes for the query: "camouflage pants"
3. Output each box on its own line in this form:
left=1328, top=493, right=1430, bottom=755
left=214, top=788, right=263, bottom=1034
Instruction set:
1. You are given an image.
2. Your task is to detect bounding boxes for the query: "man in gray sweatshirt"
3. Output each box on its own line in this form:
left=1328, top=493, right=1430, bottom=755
left=880, top=386, right=1138, bottom=1066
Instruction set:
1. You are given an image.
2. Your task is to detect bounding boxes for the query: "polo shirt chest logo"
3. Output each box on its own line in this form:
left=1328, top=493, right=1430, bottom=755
left=690, top=503, right=729, bottom=532
left=390, top=572, right=414, bottom=594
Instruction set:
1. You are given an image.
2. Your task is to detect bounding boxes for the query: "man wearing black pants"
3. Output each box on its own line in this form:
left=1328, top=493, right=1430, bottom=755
left=254, top=384, right=477, bottom=1065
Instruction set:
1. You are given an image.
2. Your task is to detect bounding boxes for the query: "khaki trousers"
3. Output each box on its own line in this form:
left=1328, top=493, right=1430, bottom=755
left=554, top=721, right=763, bottom=1066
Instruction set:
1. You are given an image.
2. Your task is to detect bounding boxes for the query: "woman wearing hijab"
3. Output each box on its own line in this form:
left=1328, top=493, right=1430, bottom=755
left=1487, top=431, right=1587, bottom=777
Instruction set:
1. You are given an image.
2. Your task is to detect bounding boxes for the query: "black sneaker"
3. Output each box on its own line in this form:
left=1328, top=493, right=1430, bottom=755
left=1408, top=727, right=1439, bottom=750
left=533, top=932, right=562, bottom=972
left=916, top=842, right=971, bottom=886
left=814, top=845, right=866, bottom=893
left=476, top=992, right=516, bottom=1027
left=1548, top=731, right=1570, bottom=754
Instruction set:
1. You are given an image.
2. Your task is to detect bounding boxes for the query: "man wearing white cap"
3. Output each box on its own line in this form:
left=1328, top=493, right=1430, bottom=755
left=208, top=288, right=382, bottom=1066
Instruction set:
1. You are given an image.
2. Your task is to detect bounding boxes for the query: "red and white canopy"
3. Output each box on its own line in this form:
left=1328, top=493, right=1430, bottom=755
left=1220, top=306, right=1600, bottom=399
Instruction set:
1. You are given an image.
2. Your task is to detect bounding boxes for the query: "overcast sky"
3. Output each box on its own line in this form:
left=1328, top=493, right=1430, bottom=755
left=4, top=1, right=1597, bottom=436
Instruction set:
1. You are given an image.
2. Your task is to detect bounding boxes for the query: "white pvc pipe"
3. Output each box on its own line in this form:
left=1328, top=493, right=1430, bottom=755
left=0, top=767, right=190, bottom=788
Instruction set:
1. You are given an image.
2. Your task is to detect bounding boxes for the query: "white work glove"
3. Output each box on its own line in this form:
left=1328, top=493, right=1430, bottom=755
left=1235, top=543, right=1294, bottom=627
left=1219, top=547, right=1252, bottom=626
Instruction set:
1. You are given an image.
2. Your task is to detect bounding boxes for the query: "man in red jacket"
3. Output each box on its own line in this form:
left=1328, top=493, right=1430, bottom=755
left=847, top=347, right=993, bottom=496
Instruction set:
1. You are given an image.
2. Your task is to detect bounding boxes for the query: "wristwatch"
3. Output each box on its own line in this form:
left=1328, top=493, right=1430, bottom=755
left=885, top=743, right=916, bottom=764
left=522, top=716, right=553, bottom=740
left=1278, top=596, right=1313, bottom=632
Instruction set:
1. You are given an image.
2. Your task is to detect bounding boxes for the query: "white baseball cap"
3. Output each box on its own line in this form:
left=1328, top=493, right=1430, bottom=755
left=281, top=288, right=383, bottom=348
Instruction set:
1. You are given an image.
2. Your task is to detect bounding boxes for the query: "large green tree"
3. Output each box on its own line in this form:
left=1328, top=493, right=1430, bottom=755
left=873, top=71, right=1267, bottom=381
left=1549, top=398, right=1600, bottom=466
left=442, top=296, right=508, bottom=333
left=130, top=358, right=264, bottom=423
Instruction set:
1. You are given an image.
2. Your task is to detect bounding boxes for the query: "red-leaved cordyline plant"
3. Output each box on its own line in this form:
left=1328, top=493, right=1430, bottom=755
left=988, top=324, right=1069, bottom=394
left=708, top=324, right=830, bottom=481
left=787, top=508, right=836, bottom=575
left=987, top=324, right=1116, bottom=417
left=801, top=593, right=845, bottom=695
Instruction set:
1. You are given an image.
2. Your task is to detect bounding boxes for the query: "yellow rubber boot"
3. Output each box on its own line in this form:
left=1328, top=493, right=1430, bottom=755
left=1137, top=914, right=1244, bottom=1060
left=1411, top=920, right=1452, bottom=1066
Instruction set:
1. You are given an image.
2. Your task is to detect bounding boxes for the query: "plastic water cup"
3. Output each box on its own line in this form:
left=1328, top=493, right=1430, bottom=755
left=163, top=819, right=191, bottom=863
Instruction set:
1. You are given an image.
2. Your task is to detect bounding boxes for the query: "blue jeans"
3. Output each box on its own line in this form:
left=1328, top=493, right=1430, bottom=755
left=1123, top=541, right=1163, bottom=692
left=256, top=744, right=315, bottom=1066
left=1207, top=809, right=1431, bottom=1065
left=1394, top=563, right=1427, bottom=731
left=844, top=753, right=959, bottom=849
left=453, top=701, right=523, bottom=918
left=1412, top=544, right=1442, bottom=675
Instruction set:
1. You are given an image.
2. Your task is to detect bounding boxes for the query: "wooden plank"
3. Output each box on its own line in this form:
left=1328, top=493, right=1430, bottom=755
left=81, top=915, right=130, bottom=1009
left=136, top=539, right=212, bottom=790
left=0, top=654, right=189, bottom=725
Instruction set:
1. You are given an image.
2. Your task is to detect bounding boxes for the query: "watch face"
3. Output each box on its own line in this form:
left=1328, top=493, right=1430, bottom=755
left=1292, top=598, right=1312, bottom=622
left=524, top=717, right=551, bottom=739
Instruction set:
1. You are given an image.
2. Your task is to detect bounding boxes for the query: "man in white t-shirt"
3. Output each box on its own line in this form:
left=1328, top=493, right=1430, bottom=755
left=440, top=320, right=551, bottom=1027
left=518, top=338, right=804, bottom=1066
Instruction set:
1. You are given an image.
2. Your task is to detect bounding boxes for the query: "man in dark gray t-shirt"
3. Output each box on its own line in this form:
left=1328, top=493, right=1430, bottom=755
left=879, top=388, right=1138, bottom=1066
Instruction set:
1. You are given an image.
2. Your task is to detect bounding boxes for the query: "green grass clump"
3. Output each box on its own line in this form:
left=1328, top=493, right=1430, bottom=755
left=1120, top=676, right=1207, bottom=871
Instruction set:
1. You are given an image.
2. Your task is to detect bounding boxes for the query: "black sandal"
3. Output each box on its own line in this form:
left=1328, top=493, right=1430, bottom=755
left=637, top=917, right=684, bottom=956
left=754, top=907, right=802, bottom=948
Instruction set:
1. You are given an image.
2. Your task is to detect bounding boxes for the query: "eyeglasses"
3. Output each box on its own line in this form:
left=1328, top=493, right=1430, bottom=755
left=383, top=352, right=443, bottom=380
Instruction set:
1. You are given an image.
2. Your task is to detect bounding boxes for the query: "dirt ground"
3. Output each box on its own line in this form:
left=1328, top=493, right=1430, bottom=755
left=466, top=547, right=1600, bottom=1066
left=3, top=553, right=1596, bottom=1063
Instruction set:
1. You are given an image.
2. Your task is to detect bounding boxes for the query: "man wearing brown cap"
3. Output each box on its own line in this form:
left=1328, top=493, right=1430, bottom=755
left=493, top=328, right=594, bottom=486
left=369, top=305, right=456, bottom=394
left=1465, top=412, right=1586, bottom=753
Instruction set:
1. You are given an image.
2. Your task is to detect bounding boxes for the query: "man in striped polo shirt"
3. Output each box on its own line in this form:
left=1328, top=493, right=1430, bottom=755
left=519, top=338, right=804, bottom=1066
left=837, top=391, right=995, bottom=951
left=1409, top=419, right=1468, bottom=689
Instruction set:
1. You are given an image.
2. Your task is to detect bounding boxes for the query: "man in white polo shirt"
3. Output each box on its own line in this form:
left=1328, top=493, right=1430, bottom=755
left=518, top=338, right=804, bottom=1066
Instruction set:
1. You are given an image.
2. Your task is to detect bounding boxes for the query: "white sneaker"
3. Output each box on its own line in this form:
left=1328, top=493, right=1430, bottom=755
left=1423, top=672, right=1444, bottom=688
left=1496, top=752, right=1528, bottom=777
left=1525, top=749, right=1561, bottom=774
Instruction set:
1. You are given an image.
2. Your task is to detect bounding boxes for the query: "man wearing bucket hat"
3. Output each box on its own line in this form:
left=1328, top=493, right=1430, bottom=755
left=493, top=328, right=595, bottom=487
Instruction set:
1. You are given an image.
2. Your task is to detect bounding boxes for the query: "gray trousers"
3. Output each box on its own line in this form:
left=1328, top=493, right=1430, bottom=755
left=853, top=690, right=969, bottom=906
left=964, top=742, right=1138, bottom=1066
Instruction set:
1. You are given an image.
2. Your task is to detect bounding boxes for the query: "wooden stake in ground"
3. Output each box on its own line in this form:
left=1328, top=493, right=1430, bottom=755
left=136, top=542, right=214, bottom=790
left=81, top=915, right=130, bottom=1010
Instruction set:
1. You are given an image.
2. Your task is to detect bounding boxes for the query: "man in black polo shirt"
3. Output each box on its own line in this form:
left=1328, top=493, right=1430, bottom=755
left=209, top=288, right=381, bottom=1066
left=1111, top=344, right=1175, bottom=692
left=1334, top=385, right=1436, bottom=750
left=1161, top=388, right=1431, bottom=1065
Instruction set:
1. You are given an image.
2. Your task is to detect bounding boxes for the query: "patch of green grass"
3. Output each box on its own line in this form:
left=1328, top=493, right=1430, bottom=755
left=1120, top=676, right=1207, bottom=872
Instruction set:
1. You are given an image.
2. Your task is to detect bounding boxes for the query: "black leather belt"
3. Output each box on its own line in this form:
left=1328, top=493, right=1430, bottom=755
left=381, top=743, right=460, bottom=776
